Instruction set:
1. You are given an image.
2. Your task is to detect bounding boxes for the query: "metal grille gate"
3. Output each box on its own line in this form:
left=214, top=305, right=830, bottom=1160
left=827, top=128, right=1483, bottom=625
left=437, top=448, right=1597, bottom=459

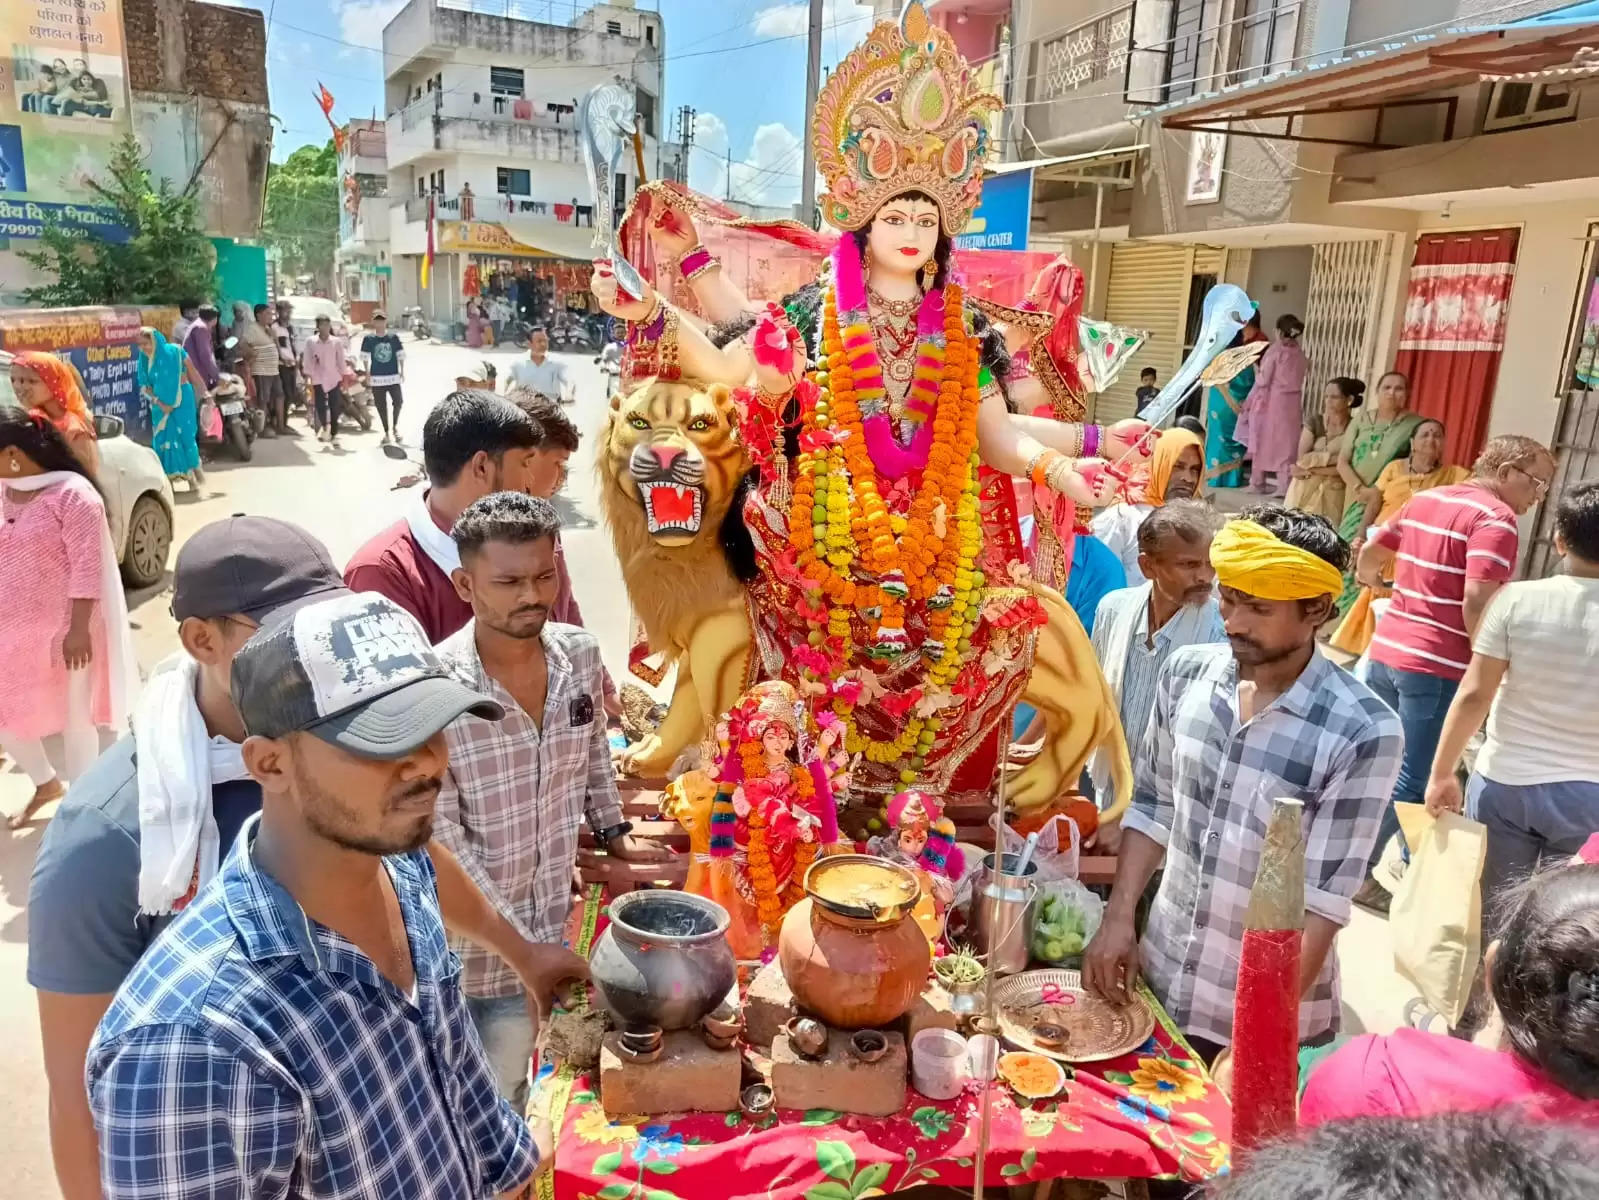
left=1302, top=236, right=1391, bottom=424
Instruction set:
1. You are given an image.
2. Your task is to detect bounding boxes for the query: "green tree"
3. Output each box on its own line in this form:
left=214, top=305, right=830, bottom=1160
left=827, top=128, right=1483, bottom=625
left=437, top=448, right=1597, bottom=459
left=21, top=134, right=218, bottom=306
left=261, top=140, right=340, bottom=291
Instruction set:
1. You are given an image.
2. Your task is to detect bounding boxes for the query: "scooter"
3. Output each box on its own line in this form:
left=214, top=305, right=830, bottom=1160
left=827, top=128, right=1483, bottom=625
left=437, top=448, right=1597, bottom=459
left=199, top=372, right=256, bottom=462
left=403, top=306, right=432, bottom=342
left=341, top=360, right=375, bottom=433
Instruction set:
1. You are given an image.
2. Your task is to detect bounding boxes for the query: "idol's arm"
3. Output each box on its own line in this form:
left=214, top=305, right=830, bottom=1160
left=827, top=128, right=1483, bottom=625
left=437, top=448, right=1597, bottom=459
left=682, top=254, right=759, bottom=326
left=592, top=265, right=754, bottom=388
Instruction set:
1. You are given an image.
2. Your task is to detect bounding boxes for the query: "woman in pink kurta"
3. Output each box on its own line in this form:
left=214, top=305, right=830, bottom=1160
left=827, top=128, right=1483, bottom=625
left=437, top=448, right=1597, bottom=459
left=1238, top=314, right=1308, bottom=495
left=0, top=407, right=135, bottom=827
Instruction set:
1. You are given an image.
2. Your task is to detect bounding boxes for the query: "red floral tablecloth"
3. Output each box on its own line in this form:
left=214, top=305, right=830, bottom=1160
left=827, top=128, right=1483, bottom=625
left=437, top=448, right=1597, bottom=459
left=538, top=887, right=1231, bottom=1200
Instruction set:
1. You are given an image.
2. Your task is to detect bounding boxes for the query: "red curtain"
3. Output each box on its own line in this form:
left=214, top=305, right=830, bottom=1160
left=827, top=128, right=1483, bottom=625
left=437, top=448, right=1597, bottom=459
left=1394, top=228, right=1520, bottom=467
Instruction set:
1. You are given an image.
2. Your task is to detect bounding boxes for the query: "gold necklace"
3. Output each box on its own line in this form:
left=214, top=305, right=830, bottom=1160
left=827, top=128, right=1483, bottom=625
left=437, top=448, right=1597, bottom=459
left=867, top=285, right=920, bottom=319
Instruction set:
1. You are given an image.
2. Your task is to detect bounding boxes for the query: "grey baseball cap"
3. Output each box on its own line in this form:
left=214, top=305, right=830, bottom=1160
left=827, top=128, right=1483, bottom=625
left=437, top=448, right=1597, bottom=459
left=231, top=593, right=502, bottom=758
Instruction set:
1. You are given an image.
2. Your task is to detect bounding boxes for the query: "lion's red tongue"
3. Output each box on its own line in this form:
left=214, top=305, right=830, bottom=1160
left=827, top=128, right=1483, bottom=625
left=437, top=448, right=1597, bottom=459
left=647, top=484, right=695, bottom=526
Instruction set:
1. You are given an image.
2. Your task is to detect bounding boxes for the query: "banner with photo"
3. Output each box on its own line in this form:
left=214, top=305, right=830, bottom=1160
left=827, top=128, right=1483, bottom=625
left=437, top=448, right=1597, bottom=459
left=0, top=0, right=132, bottom=241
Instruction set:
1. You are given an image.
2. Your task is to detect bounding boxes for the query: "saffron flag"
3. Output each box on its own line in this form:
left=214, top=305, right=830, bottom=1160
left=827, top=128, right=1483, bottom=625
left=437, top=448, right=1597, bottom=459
left=315, top=83, right=336, bottom=116
left=421, top=193, right=435, bottom=290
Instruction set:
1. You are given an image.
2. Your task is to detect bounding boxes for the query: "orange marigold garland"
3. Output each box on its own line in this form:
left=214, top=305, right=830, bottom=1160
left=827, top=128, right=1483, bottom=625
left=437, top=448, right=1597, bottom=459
left=740, top=740, right=820, bottom=943
left=786, top=277, right=987, bottom=779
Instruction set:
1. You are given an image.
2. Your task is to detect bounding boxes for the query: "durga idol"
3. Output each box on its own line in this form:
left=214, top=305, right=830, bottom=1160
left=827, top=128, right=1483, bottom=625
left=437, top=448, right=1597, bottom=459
left=593, top=4, right=1143, bottom=810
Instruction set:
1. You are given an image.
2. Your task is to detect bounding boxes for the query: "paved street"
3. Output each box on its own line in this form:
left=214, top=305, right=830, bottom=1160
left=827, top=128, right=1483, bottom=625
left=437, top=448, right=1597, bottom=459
left=0, top=339, right=1418, bottom=1195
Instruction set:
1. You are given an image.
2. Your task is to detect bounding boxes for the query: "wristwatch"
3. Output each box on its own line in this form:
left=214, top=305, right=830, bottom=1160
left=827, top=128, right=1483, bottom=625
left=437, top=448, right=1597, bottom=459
left=594, top=820, right=634, bottom=847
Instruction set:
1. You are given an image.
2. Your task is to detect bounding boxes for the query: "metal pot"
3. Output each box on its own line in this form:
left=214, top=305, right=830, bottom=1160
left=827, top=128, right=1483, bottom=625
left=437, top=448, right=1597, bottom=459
left=589, top=891, right=736, bottom=1031
left=969, top=858, right=1037, bottom=977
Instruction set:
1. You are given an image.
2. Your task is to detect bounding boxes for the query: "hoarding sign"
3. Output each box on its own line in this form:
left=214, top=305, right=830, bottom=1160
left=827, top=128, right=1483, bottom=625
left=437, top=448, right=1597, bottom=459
left=955, top=167, right=1032, bottom=252
left=0, top=304, right=179, bottom=441
left=1, top=0, right=134, bottom=238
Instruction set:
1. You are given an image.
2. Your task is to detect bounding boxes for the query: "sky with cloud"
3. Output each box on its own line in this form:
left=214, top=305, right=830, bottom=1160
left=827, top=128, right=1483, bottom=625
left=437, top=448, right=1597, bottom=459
left=243, top=0, right=876, bottom=208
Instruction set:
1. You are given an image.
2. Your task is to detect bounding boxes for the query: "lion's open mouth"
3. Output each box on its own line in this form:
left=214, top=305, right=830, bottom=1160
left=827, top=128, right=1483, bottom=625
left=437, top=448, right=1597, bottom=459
left=640, top=483, right=705, bottom=537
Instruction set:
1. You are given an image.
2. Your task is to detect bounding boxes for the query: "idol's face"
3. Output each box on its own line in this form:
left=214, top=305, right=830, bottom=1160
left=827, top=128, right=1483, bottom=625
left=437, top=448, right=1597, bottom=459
left=867, top=195, right=940, bottom=277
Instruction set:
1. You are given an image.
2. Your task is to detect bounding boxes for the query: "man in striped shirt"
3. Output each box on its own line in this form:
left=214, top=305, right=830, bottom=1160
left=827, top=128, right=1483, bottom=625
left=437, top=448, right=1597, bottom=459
left=1354, top=434, right=1555, bottom=903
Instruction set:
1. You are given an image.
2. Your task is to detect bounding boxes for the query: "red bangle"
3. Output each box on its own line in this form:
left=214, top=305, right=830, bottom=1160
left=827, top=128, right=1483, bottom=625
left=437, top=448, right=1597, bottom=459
left=680, top=246, right=717, bottom=282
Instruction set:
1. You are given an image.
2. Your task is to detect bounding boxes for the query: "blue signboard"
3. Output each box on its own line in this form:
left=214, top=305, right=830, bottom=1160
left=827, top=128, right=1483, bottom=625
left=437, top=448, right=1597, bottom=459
left=954, top=167, right=1032, bottom=252
left=64, top=342, right=146, bottom=439
left=0, top=198, right=130, bottom=242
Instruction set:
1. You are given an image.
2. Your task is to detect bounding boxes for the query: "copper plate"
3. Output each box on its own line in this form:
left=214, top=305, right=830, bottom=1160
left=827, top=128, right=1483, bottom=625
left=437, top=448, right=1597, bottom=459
left=992, top=969, right=1155, bottom=1064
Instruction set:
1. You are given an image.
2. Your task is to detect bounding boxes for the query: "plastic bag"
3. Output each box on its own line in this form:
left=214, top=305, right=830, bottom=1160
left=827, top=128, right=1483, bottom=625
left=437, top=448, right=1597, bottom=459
left=995, top=811, right=1080, bottom=881
left=1029, top=876, right=1103, bottom=966
left=1390, top=803, right=1487, bottom=1028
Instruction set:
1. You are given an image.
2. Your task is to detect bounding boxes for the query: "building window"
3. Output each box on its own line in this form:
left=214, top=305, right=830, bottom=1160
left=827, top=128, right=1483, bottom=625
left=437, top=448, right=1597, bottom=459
left=489, top=65, right=525, bottom=96
left=1483, top=81, right=1578, bottom=132
left=1137, top=0, right=1298, bottom=104
left=636, top=89, right=656, bottom=138
left=646, top=23, right=655, bottom=46
left=497, top=166, right=532, bottom=196
left=606, top=19, right=622, bottom=35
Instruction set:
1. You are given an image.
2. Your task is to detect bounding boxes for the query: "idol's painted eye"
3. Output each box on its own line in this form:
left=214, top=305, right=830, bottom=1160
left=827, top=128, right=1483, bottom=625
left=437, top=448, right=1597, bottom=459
left=627, top=414, right=650, bottom=430
left=688, top=415, right=713, bottom=432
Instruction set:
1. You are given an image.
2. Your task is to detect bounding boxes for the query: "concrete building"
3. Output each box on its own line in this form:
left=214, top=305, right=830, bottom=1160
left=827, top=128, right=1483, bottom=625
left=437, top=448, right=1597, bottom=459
left=336, top=119, right=392, bottom=320
left=996, top=0, right=1599, bottom=572
left=125, top=0, right=273, bottom=304
left=380, top=0, right=664, bottom=330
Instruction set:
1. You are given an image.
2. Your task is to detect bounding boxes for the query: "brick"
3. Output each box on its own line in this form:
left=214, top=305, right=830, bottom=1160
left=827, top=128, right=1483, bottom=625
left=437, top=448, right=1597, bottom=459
left=770, top=1029, right=907, bottom=1117
left=743, top=959, right=797, bottom=1048
left=598, top=1031, right=741, bottom=1119
left=900, top=980, right=961, bottom=1044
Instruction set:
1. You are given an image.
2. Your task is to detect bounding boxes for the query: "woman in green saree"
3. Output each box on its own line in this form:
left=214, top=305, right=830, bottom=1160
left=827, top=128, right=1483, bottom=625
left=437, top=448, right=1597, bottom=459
left=1334, top=370, right=1425, bottom=613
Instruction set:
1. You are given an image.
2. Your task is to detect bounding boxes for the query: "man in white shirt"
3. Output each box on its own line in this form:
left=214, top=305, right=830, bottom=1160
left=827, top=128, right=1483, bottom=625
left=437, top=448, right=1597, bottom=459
left=1090, top=500, right=1226, bottom=803
left=1425, top=479, right=1599, bottom=907
left=505, top=330, right=574, bottom=404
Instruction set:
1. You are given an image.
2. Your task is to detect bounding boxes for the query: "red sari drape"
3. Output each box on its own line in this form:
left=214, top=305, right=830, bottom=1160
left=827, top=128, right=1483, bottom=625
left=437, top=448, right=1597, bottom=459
left=1394, top=229, right=1520, bottom=466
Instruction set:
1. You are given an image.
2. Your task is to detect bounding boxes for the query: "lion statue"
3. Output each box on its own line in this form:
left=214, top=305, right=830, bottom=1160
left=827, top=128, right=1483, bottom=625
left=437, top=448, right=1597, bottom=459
left=598, top=378, right=1133, bottom=820
left=598, top=380, right=752, bottom=776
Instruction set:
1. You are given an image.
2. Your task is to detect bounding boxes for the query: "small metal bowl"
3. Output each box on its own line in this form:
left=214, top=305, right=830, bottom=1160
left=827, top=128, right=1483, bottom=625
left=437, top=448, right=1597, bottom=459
left=785, top=1016, right=829, bottom=1059
left=848, top=1030, right=889, bottom=1064
left=1031, top=1022, right=1071, bottom=1050
left=740, top=1083, right=775, bottom=1120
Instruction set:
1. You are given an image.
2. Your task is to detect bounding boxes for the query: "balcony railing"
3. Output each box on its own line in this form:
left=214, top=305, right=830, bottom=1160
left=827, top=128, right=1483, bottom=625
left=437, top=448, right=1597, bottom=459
left=1036, top=4, right=1134, bottom=101
left=1125, top=0, right=1303, bottom=106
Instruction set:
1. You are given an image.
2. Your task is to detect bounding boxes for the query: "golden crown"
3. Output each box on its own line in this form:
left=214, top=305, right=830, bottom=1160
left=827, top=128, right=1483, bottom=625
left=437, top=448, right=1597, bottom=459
left=811, top=2, right=1001, bottom=236
left=745, top=680, right=799, bottom=734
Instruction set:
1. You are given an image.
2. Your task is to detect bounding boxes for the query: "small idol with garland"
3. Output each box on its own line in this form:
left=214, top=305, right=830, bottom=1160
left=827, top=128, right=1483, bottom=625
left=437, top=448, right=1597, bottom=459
left=702, top=681, right=849, bottom=957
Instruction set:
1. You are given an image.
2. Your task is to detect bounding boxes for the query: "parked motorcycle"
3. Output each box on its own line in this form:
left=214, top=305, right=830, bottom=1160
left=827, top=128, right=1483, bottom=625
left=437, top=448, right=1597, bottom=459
left=403, top=306, right=432, bottom=342
left=199, top=373, right=256, bottom=462
left=341, top=359, right=375, bottom=433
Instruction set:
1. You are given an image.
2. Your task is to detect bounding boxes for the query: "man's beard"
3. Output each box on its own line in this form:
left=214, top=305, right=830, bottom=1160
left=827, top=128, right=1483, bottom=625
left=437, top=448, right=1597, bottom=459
left=1228, top=633, right=1306, bottom=668
left=485, top=605, right=548, bottom=641
left=292, top=753, right=438, bottom=856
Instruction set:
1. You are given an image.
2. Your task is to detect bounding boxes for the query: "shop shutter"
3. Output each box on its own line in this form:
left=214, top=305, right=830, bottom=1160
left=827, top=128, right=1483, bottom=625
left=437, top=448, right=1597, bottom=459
left=1192, top=246, right=1224, bottom=277
left=1099, top=243, right=1195, bottom=422
left=1222, top=248, right=1253, bottom=288
left=1302, top=236, right=1391, bottom=424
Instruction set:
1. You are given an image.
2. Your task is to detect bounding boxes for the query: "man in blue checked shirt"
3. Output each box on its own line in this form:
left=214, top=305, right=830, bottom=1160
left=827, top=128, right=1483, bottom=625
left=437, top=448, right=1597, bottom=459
left=87, top=593, right=553, bottom=1199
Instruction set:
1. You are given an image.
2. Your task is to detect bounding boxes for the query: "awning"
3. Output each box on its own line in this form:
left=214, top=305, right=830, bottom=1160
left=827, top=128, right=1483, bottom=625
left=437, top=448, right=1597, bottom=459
left=986, top=145, right=1148, bottom=187
left=1151, top=12, right=1599, bottom=148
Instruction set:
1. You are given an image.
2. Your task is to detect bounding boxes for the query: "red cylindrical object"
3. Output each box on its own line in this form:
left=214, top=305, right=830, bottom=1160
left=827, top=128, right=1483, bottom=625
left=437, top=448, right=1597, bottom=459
left=1230, top=927, right=1301, bottom=1156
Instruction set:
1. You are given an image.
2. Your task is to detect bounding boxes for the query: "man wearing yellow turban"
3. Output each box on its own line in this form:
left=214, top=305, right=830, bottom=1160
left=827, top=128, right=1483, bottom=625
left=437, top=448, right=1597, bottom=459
left=1084, top=504, right=1403, bottom=1065
left=1091, top=427, right=1205, bottom=583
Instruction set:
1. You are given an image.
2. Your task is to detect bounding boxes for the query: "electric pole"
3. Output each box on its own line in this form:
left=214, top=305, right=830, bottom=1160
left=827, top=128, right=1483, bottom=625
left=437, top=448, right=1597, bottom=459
left=799, top=0, right=823, bottom=219
left=675, top=104, right=696, bottom=184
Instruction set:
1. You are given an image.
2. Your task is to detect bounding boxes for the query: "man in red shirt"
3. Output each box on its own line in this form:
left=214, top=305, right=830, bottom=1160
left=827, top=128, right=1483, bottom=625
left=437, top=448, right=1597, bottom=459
left=1353, top=433, right=1555, bottom=903
left=345, top=391, right=542, bottom=642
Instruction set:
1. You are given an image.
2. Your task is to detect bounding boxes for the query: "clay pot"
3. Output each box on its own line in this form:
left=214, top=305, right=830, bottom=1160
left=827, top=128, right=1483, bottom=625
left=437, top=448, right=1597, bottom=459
left=778, top=856, right=932, bottom=1030
left=849, top=1030, right=889, bottom=1063
left=590, top=891, right=737, bottom=1031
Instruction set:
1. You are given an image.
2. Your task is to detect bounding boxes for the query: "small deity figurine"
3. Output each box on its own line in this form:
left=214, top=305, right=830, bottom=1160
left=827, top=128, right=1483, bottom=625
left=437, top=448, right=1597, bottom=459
left=865, top=789, right=967, bottom=944
left=695, top=681, right=846, bottom=956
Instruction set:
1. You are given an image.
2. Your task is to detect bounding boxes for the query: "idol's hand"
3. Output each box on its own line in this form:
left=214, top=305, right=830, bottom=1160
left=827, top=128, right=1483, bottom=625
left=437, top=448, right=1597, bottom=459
left=750, top=304, right=804, bottom=395
left=1047, top=457, right=1118, bottom=507
left=591, top=259, right=654, bottom=321
left=1105, top=419, right=1155, bottom=462
left=648, top=203, right=701, bottom=258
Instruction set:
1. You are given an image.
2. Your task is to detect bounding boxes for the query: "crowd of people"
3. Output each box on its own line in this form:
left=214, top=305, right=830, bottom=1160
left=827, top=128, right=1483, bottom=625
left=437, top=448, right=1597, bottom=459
left=3, top=342, right=1597, bottom=1196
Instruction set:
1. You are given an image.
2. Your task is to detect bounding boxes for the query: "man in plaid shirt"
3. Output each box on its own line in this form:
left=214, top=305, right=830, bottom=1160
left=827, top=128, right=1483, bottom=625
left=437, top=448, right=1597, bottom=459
left=1085, top=505, right=1403, bottom=1060
left=87, top=592, right=552, bottom=1199
left=434, top=492, right=667, bottom=1102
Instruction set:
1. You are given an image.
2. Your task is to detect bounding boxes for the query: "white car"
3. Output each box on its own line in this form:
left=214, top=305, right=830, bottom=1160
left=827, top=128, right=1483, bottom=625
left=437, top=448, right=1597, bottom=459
left=0, top=349, right=176, bottom=589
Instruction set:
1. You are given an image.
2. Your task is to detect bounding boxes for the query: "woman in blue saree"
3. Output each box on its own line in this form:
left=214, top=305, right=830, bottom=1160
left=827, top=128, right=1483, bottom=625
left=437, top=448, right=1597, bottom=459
left=1203, top=312, right=1267, bottom=489
left=137, top=327, right=208, bottom=490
